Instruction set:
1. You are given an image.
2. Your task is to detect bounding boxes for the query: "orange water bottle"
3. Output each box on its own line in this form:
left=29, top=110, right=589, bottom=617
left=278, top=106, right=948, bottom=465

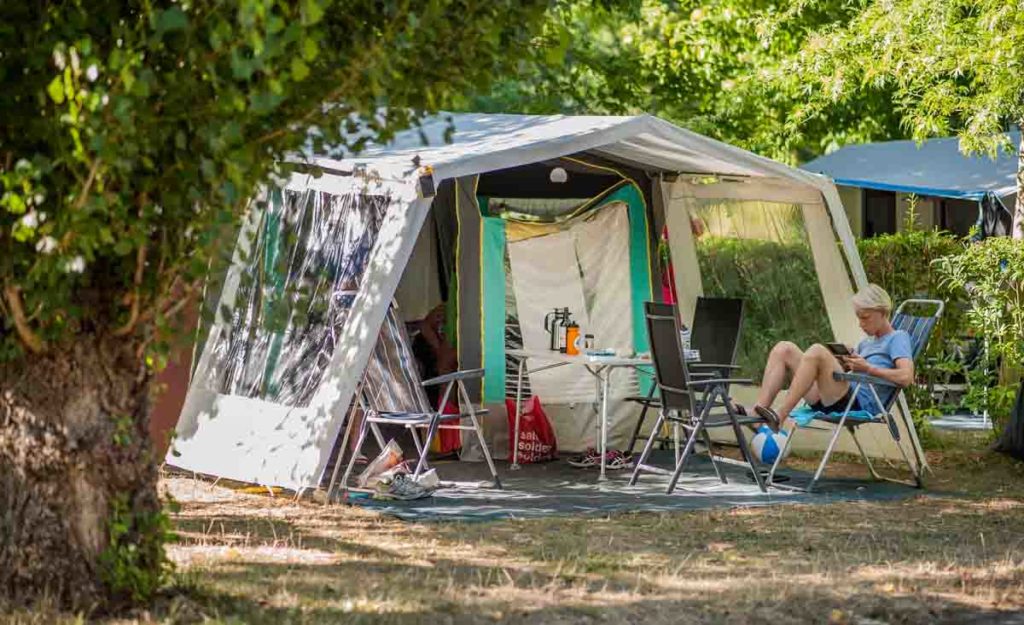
left=565, top=322, right=581, bottom=356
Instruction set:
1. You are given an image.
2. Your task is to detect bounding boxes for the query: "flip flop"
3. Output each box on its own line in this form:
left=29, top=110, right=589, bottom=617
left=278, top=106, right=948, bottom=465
left=754, top=405, right=780, bottom=432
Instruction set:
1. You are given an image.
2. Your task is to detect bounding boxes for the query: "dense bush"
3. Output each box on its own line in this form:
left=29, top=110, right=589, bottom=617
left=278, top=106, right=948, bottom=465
left=857, top=228, right=969, bottom=365
left=936, top=236, right=1024, bottom=432
left=696, top=236, right=831, bottom=380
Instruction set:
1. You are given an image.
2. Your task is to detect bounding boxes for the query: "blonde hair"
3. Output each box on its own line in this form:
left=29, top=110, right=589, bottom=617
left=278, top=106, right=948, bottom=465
left=851, top=283, right=892, bottom=314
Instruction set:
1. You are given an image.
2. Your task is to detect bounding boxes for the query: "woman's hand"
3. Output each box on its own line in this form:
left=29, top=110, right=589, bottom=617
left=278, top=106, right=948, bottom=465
left=843, top=353, right=871, bottom=373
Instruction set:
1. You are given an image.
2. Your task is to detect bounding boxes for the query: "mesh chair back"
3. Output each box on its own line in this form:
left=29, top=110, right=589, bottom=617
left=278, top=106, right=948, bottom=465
left=644, top=301, right=692, bottom=412
left=361, top=306, right=434, bottom=415
left=874, top=299, right=943, bottom=414
left=690, top=297, right=744, bottom=368
left=891, top=314, right=937, bottom=361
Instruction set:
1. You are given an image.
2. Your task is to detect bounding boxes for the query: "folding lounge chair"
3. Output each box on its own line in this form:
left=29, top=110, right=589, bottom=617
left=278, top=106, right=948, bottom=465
left=766, top=299, right=943, bottom=492
left=625, top=297, right=745, bottom=455
left=327, top=306, right=501, bottom=499
left=629, top=302, right=768, bottom=493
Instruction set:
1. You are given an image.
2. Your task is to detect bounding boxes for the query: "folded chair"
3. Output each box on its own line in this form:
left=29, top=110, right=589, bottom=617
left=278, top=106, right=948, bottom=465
left=326, top=306, right=501, bottom=500
left=767, top=299, right=943, bottom=492
left=629, top=302, right=767, bottom=493
left=625, top=297, right=745, bottom=455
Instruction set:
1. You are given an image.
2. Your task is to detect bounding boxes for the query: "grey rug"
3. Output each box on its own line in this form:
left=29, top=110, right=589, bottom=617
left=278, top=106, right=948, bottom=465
left=347, top=451, right=919, bottom=522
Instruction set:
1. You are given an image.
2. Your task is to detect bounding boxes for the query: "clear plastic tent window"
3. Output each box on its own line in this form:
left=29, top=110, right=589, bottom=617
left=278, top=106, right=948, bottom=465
left=690, top=199, right=832, bottom=380
left=199, top=187, right=394, bottom=408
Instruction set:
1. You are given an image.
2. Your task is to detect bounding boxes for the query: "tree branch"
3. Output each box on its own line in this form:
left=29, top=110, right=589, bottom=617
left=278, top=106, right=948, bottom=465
left=2, top=282, right=46, bottom=354
left=112, top=243, right=147, bottom=337
left=73, top=158, right=102, bottom=211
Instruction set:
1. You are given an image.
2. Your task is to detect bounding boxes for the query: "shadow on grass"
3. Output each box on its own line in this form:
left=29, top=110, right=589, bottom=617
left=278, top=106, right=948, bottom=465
left=161, top=500, right=1024, bottom=625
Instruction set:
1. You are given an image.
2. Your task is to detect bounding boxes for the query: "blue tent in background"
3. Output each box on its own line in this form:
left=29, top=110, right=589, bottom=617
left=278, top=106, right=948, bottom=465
left=802, top=132, right=1019, bottom=237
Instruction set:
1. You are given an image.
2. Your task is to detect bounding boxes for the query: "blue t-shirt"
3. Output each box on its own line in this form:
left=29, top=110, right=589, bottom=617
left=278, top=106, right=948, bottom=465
left=854, top=330, right=914, bottom=414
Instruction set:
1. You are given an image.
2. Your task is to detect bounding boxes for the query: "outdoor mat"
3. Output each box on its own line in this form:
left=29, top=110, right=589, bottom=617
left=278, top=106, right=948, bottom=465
left=346, top=451, right=920, bottom=522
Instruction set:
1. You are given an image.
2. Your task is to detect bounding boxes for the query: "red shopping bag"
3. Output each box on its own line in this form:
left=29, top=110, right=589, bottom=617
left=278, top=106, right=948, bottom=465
left=429, top=399, right=462, bottom=455
left=505, top=396, right=558, bottom=463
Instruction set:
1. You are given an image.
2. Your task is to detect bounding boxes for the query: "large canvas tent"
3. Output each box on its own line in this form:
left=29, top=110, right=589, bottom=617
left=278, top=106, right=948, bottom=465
left=168, top=113, right=927, bottom=492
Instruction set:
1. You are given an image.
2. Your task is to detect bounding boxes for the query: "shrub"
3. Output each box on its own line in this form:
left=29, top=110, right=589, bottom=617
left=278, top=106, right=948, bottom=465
left=696, top=236, right=830, bottom=379
left=936, top=235, right=1024, bottom=432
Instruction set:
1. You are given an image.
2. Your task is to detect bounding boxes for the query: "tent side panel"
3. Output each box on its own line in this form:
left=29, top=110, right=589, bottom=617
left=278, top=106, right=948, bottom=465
left=455, top=176, right=484, bottom=402
left=305, top=192, right=433, bottom=488
left=662, top=181, right=704, bottom=326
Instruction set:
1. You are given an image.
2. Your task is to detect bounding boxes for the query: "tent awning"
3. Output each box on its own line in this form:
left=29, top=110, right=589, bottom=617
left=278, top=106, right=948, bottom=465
left=801, top=132, right=1020, bottom=201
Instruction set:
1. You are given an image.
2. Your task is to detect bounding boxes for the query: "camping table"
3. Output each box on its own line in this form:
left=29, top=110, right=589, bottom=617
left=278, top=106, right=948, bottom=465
left=507, top=349, right=654, bottom=481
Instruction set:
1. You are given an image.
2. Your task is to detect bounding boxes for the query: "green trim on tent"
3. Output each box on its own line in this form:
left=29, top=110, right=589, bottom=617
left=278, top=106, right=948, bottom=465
left=480, top=203, right=508, bottom=403
left=586, top=181, right=653, bottom=355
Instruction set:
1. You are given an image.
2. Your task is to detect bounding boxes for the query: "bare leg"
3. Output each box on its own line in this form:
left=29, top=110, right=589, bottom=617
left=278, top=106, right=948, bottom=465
left=776, top=344, right=849, bottom=422
left=755, top=341, right=804, bottom=409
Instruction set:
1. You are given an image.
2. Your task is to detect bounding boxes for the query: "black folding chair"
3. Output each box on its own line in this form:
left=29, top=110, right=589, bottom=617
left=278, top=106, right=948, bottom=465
left=629, top=302, right=766, bottom=493
left=625, top=297, right=745, bottom=454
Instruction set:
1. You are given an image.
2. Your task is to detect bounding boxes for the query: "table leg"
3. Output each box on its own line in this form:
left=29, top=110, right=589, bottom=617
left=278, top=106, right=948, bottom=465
left=511, top=357, right=526, bottom=471
left=599, top=367, right=611, bottom=482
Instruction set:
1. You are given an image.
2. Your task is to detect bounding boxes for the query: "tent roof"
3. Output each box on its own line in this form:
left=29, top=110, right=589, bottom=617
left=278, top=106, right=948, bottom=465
left=801, top=132, right=1020, bottom=200
left=302, top=113, right=828, bottom=190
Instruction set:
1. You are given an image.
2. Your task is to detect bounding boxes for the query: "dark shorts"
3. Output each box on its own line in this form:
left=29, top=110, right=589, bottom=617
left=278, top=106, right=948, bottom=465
left=810, top=388, right=862, bottom=414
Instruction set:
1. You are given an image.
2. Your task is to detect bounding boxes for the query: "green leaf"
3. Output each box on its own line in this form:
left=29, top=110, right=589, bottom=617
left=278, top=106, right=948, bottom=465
left=155, top=7, right=188, bottom=35
left=290, top=58, right=310, bottom=82
left=301, top=0, right=325, bottom=26
left=301, top=37, right=319, bottom=62
left=47, top=76, right=65, bottom=104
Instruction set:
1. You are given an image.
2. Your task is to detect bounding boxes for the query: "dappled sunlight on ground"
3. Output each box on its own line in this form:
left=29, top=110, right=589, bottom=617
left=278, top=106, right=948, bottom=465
left=135, top=444, right=1024, bottom=624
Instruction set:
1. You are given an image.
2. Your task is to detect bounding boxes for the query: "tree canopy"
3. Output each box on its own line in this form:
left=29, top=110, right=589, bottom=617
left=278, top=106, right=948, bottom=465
left=473, top=0, right=906, bottom=163
left=0, top=0, right=550, bottom=364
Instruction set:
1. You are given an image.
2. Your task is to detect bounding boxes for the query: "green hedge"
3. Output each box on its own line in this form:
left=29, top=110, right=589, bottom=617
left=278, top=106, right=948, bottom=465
left=696, top=236, right=831, bottom=380
left=857, top=229, right=968, bottom=363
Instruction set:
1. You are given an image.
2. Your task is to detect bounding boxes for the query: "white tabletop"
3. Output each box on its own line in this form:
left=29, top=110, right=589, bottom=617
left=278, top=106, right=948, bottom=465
left=506, top=348, right=652, bottom=367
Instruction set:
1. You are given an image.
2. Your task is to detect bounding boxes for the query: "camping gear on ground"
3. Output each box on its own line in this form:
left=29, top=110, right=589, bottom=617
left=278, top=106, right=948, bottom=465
left=357, top=439, right=404, bottom=488
left=565, top=321, right=581, bottom=356
left=766, top=299, right=943, bottom=492
left=504, top=395, right=557, bottom=464
left=993, top=381, right=1024, bottom=462
left=375, top=472, right=437, bottom=500
left=566, top=448, right=633, bottom=470
left=625, top=297, right=745, bottom=455
left=166, top=112, right=924, bottom=497
left=544, top=307, right=572, bottom=352
left=327, top=305, right=501, bottom=500
left=629, top=302, right=767, bottom=494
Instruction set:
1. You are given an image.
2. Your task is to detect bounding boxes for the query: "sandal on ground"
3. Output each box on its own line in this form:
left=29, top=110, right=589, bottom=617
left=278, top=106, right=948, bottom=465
left=754, top=405, right=781, bottom=432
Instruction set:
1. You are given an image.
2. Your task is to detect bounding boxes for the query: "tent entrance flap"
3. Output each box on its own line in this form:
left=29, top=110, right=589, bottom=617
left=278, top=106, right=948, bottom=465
left=478, top=181, right=653, bottom=402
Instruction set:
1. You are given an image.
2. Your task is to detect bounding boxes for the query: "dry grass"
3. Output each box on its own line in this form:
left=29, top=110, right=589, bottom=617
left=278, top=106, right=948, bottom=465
left=5, top=434, right=1024, bottom=624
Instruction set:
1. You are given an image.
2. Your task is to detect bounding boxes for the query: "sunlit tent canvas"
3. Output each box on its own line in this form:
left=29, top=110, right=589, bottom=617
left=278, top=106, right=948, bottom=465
left=167, top=113, right=927, bottom=492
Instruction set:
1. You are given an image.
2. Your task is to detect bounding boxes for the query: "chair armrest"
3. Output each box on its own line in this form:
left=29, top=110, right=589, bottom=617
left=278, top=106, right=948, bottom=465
left=832, top=371, right=901, bottom=388
left=689, top=363, right=742, bottom=371
left=686, top=377, right=755, bottom=387
left=422, top=368, right=486, bottom=387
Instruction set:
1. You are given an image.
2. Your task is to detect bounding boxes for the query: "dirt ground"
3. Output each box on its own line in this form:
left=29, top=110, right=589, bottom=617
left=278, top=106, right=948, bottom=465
left=5, top=434, right=1024, bottom=624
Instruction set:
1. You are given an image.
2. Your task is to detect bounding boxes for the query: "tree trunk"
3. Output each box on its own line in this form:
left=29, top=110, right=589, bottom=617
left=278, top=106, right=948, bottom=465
left=1014, top=127, right=1024, bottom=240
left=0, top=334, right=161, bottom=609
